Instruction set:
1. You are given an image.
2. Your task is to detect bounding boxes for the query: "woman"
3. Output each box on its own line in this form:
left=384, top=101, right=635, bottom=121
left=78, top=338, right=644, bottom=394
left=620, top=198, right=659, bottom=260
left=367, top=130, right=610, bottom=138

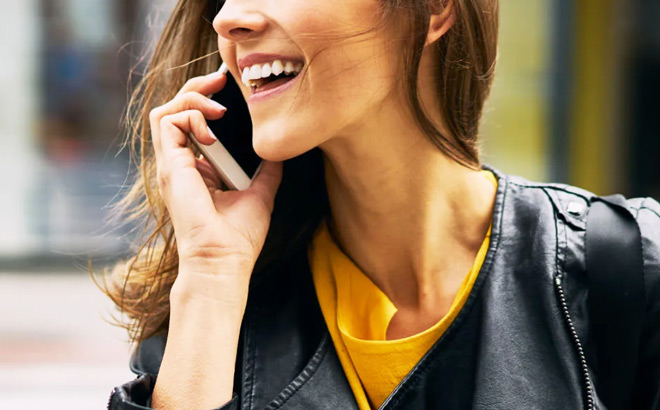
left=102, top=0, right=660, bottom=409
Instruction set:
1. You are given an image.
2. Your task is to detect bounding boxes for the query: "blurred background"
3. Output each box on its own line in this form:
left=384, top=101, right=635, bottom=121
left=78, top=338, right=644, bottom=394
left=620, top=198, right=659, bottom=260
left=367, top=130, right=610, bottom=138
left=0, top=0, right=658, bottom=409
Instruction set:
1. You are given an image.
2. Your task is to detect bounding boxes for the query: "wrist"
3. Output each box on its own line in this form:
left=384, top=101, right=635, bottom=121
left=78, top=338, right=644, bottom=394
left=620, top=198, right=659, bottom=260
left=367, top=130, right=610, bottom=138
left=178, top=253, right=256, bottom=276
left=169, top=284, right=247, bottom=331
left=171, top=267, right=252, bottom=311
left=169, top=277, right=248, bottom=341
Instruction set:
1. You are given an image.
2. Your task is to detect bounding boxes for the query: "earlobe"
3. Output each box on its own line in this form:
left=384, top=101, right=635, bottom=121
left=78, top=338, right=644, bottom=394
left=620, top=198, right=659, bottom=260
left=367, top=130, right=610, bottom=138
left=425, top=1, right=455, bottom=47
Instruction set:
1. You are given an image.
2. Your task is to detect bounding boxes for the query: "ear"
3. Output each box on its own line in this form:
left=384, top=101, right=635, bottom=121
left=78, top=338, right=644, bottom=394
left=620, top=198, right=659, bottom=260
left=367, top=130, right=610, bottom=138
left=425, top=1, right=455, bottom=47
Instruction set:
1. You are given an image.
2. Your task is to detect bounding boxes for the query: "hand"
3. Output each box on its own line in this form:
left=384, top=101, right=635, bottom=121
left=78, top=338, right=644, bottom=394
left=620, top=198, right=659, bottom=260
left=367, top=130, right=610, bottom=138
left=149, top=70, right=283, bottom=287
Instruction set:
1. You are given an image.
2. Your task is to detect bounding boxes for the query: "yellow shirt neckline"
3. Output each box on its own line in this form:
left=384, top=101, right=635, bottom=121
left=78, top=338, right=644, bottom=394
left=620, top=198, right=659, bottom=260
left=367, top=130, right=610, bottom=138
left=308, top=170, right=498, bottom=409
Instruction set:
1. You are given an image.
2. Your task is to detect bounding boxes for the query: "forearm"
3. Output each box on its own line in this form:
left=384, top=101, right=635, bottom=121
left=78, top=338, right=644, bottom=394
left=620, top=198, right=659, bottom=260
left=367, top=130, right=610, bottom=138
left=151, top=269, right=250, bottom=410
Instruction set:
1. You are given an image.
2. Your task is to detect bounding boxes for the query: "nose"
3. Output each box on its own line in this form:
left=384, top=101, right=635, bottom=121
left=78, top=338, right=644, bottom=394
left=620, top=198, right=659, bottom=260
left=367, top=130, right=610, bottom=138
left=212, top=0, right=268, bottom=42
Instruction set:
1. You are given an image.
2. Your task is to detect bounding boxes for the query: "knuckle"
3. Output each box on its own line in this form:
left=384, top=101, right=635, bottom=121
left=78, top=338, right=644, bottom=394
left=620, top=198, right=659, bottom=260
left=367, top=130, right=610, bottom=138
left=149, top=106, right=164, bottom=124
left=181, top=91, right=198, bottom=100
left=159, top=113, right=174, bottom=129
left=182, top=91, right=205, bottom=106
left=192, top=110, right=205, bottom=123
left=183, top=76, right=203, bottom=89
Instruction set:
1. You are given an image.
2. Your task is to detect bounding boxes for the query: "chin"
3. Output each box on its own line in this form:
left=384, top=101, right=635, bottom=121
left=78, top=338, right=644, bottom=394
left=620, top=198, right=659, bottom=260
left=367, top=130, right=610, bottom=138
left=252, top=123, right=316, bottom=162
left=253, top=132, right=302, bottom=162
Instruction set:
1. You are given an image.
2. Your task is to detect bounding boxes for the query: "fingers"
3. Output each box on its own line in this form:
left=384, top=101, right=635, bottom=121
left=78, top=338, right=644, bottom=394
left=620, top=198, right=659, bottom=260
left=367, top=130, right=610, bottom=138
left=249, top=161, right=283, bottom=210
left=149, top=71, right=228, bottom=176
left=153, top=109, right=220, bottom=215
left=151, top=101, right=225, bottom=171
left=196, top=155, right=223, bottom=189
left=150, top=92, right=226, bottom=140
left=160, top=110, right=218, bottom=152
left=176, top=71, right=227, bottom=97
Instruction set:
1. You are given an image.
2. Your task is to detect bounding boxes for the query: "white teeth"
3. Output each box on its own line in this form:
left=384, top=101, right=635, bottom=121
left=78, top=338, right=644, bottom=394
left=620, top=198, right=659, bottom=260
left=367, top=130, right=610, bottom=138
left=271, top=60, right=284, bottom=76
left=249, top=65, right=262, bottom=80
left=240, top=59, right=303, bottom=88
left=242, top=67, right=250, bottom=85
left=261, top=63, right=272, bottom=78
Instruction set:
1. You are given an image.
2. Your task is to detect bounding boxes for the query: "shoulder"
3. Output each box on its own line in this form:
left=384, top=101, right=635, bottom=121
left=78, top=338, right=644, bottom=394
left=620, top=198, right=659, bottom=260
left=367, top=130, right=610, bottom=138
left=491, top=165, right=659, bottom=229
left=489, top=166, right=594, bottom=232
left=491, top=165, right=660, bottom=294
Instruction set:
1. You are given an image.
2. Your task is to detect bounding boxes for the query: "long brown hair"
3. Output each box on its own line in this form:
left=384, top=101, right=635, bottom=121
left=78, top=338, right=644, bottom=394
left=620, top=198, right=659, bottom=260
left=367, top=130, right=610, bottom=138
left=91, top=0, right=498, bottom=346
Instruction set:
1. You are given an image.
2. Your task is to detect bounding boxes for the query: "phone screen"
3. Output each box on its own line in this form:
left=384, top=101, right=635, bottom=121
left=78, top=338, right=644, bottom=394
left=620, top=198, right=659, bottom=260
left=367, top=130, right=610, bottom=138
left=207, top=69, right=262, bottom=178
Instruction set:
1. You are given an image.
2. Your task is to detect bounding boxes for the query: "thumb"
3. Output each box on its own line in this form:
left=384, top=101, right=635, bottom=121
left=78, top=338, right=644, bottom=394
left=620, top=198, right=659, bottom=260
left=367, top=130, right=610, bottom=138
left=249, top=160, right=283, bottom=209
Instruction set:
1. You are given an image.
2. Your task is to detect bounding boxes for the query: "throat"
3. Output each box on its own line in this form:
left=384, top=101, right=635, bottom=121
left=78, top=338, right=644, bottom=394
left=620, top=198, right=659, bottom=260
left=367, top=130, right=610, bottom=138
left=385, top=302, right=452, bottom=340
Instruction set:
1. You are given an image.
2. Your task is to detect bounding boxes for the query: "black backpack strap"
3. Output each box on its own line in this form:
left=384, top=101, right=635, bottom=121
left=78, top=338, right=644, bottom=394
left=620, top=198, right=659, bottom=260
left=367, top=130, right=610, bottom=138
left=586, top=194, right=645, bottom=410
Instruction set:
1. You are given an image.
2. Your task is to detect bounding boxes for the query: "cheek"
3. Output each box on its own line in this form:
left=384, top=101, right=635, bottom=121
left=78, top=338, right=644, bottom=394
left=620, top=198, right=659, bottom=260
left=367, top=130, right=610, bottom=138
left=293, top=6, right=395, bottom=107
left=249, top=0, right=394, bottom=160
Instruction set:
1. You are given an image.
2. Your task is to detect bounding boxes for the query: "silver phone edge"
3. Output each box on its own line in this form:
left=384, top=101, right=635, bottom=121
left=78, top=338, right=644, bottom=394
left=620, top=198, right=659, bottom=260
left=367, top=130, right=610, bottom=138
left=188, top=61, right=257, bottom=191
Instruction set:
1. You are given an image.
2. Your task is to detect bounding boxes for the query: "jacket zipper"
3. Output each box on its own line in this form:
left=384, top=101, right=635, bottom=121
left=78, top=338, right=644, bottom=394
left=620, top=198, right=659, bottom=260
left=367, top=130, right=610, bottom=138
left=554, top=273, right=594, bottom=410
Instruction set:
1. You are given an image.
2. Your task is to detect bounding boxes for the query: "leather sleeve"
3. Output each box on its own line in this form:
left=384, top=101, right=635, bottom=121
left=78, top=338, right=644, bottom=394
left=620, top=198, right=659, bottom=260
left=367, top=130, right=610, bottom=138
left=631, top=197, right=660, bottom=409
left=107, top=373, right=239, bottom=410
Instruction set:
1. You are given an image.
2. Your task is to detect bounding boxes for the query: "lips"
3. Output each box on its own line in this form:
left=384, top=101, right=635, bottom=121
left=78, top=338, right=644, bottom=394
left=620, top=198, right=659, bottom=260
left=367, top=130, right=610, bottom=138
left=235, top=53, right=305, bottom=103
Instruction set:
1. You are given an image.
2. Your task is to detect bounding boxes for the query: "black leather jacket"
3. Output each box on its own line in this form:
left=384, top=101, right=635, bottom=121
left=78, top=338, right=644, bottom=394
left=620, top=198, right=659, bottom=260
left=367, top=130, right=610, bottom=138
left=108, top=169, right=660, bottom=410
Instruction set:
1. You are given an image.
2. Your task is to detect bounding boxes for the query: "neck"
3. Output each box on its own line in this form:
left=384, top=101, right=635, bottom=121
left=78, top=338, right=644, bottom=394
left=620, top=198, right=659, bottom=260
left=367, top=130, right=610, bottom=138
left=318, top=104, right=496, bottom=313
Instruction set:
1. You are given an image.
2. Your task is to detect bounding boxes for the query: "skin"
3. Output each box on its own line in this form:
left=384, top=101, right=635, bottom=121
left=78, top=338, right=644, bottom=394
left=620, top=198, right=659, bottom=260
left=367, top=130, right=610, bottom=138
left=150, top=0, right=496, bottom=408
left=213, top=0, right=496, bottom=337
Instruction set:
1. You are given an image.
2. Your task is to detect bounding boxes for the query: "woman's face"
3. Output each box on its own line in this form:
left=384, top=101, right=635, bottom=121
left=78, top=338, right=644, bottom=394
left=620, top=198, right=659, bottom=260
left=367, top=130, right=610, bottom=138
left=213, top=0, right=402, bottom=161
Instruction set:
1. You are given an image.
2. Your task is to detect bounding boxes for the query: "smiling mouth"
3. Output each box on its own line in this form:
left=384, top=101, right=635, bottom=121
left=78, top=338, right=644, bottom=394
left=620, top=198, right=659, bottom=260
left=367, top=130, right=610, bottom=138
left=241, top=60, right=304, bottom=94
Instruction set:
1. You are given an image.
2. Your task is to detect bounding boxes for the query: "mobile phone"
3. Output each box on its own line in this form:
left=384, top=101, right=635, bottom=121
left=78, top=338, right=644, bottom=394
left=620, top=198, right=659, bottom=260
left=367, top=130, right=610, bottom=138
left=188, top=62, right=263, bottom=190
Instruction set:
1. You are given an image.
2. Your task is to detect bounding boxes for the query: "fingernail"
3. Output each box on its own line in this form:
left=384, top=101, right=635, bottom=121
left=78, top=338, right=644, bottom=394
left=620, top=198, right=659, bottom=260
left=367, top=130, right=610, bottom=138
left=207, top=126, right=218, bottom=141
left=210, top=100, right=227, bottom=111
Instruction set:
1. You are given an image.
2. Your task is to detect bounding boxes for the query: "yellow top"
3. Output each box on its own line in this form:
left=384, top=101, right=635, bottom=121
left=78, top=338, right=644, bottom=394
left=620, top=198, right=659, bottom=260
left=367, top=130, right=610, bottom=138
left=308, top=171, right=497, bottom=409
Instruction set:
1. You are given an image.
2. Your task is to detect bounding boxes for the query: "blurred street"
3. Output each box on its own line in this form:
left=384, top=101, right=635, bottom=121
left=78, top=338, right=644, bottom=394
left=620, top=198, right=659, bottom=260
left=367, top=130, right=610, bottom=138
left=0, top=272, right=135, bottom=410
